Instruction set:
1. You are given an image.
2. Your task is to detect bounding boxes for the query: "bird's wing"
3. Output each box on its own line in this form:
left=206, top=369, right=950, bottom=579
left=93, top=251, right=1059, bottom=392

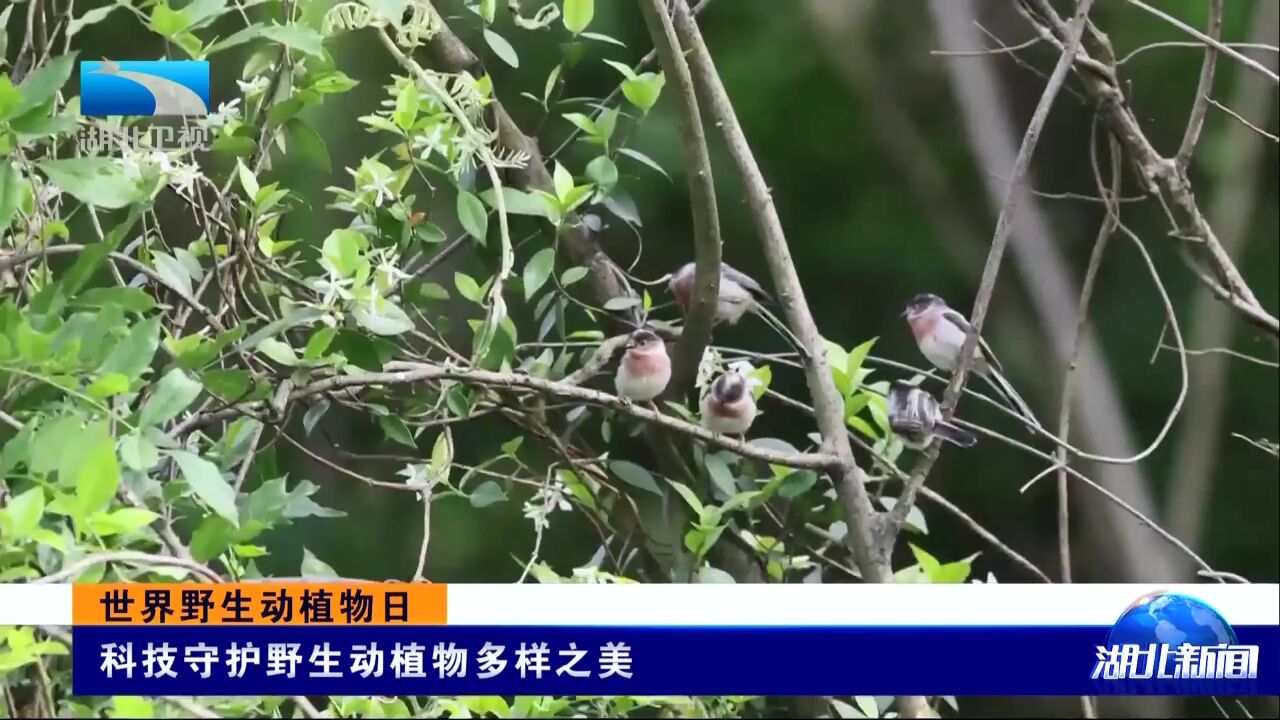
left=722, top=263, right=773, bottom=302
left=941, top=308, right=1004, bottom=375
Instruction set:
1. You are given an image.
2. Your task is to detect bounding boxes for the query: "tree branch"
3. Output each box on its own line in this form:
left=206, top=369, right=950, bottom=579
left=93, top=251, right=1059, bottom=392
left=1175, top=0, right=1224, bottom=168
left=1017, top=0, right=1278, bottom=336
left=639, top=0, right=722, bottom=394
left=669, top=0, right=885, bottom=576
left=181, top=363, right=842, bottom=471
left=1126, top=0, right=1277, bottom=84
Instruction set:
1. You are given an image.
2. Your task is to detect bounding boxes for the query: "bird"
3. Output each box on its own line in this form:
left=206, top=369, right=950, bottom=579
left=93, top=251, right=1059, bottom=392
left=614, top=329, right=671, bottom=404
left=700, top=370, right=758, bottom=438
left=902, top=293, right=1038, bottom=429
left=887, top=381, right=977, bottom=448
left=668, top=261, right=808, bottom=358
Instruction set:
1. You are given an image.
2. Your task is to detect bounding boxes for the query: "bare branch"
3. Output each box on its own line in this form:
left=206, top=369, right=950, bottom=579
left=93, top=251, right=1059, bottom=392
left=1125, top=0, right=1278, bottom=84
left=1175, top=0, right=1224, bottom=168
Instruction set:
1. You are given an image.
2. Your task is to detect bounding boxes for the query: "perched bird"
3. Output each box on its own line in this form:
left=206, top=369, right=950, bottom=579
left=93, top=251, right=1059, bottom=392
left=669, top=261, right=772, bottom=326
left=887, top=381, right=977, bottom=448
left=614, top=329, right=671, bottom=403
left=902, top=293, right=1038, bottom=429
left=700, top=370, right=758, bottom=438
left=668, top=262, right=808, bottom=357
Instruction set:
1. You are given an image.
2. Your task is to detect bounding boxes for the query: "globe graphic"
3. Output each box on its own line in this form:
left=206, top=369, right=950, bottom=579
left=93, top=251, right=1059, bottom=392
left=1105, top=592, right=1238, bottom=647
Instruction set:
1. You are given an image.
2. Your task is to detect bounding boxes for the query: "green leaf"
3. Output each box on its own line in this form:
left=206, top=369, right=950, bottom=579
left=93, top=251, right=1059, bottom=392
left=603, top=59, right=639, bottom=82
left=74, top=288, right=156, bottom=312
left=191, top=515, right=234, bottom=562
left=111, top=696, right=154, bottom=719
left=97, top=315, right=160, bottom=379
left=284, top=118, right=331, bottom=172
left=352, top=297, right=414, bottom=336
left=379, top=415, right=416, bottom=449
left=138, top=368, right=202, bottom=427
left=552, top=162, right=574, bottom=201
left=561, top=266, right=589, bottom=286
left=543, top=64, right=562, bottom=104
left=303, top=327, right=337, bottom=360
left=14, top=54, right=77, bottom=119
left=201, top=369, right=250, bottom=402
left=621, top=73, right=664, bottom=113
left=90, top=507, right=160, bottom=536
left=77, top=437, right=120, bottom=515
left=236, top=159, right=259, bottom=199
left=309, top=70, right=359, bottom=94
left=68, top=5, right=123, bottom=38
left=586, top=155, right=618, bottom=192
left=258, top=23, right=326, bottom=58
left=603, top=296, right=640, bottom=311
left=667, top=479, right=704, bottom=515
left=522, top=248, right=556, bottom=301
left=617, top=147, right=669, bottom=179
left=563, top=0, right=594, bottom=34
left=0, top=160, right=20, bottom=228
left=38, top=157, right=144, bottom=209
left=455, top=272, right=484, bottom=304
left=119, top=432, right=160, bottom=471
left=258, top=338, right=299, bottom=366
left=848, top=336, right=877, bottom=378
left=394, top=80, right=419, bottom=131
left=609, top=460, right=661, bottom=495
left=6, top=487, right=45, bottom=538
left=456, top=190, right=488, bottom=243
left=86, top=372, right=129, bottom=399
left=150, top=2, right=192, bottom=36
left=469, top=480, right=507, bottom=508
left=479, top=186, right=556, bottom=219
left=301, top=547, right=338, bottom=578
left=483, top=29, right=519, bottom=68
left=321, top=228, right=365, bottom=278
left=169, top=450, right=238, bottom=525
left=704, top=454, right=738, bottom=498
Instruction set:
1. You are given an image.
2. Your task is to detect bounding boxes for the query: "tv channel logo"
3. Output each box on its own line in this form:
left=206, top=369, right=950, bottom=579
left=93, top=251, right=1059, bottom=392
left=1091, top=591, right=1259, bottom=692
left=81, top=60, right=209, bottom=117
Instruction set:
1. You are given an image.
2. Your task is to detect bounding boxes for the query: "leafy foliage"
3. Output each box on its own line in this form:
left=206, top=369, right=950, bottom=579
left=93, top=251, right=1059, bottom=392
left=0, top=0, right=999, bottom=717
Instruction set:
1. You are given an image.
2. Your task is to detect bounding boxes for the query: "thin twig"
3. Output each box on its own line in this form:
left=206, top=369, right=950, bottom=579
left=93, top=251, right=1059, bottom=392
left=1124, top=0, right=1278, bottom=84
left=30, top=550, right=223, bottom=584
left=1175, top=0, right=1223, bottom=168
left=1206, top=96, right=1280, bottom=143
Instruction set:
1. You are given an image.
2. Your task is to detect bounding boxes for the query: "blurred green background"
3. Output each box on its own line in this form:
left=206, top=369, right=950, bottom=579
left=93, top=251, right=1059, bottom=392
left=59, top=0, right=1276, bottom=613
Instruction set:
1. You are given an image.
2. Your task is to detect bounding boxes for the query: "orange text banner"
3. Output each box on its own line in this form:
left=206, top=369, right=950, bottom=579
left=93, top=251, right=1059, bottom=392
left=72, top=583, right=446, bottom=626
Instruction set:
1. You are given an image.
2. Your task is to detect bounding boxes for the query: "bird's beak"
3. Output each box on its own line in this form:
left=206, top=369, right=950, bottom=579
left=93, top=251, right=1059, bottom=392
left=900, top=308, right=909, bottom=318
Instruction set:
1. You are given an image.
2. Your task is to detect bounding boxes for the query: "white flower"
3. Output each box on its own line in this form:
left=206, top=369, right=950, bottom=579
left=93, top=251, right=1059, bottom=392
left=168, top=161, right=203, bottom=197
left=35, top=181, right=62, bottom=205
left=522, top=501, right=550, bottom=531
left=398, top=463, right=431, bottom=491
left=203, top=98, right=242, bottom=129
left=236, top=76, right=270, bottom=95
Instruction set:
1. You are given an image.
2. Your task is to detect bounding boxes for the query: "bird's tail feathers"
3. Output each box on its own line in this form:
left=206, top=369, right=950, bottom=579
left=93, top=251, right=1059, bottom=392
left=982, top=369, right=1039, bottom=433
left=753, top=304, right=811, bottom=361
left=934, top=421, right=977, bottom=448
